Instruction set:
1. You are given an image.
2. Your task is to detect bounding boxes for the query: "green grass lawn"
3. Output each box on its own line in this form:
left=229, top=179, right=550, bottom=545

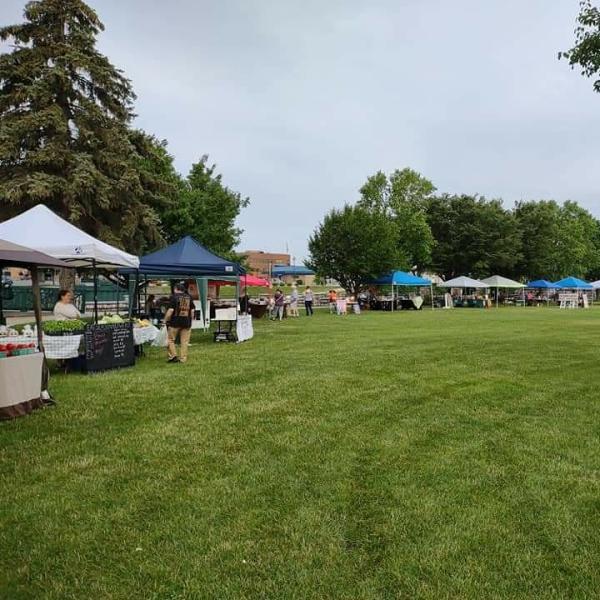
left=2, top=308, right=600, bottom=599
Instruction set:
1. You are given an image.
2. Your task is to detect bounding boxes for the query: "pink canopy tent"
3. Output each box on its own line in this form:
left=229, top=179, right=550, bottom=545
left=213, top=274, right=271, bottom=287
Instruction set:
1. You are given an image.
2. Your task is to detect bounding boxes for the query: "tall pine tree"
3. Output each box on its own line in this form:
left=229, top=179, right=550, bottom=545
left=0, top=0, right=169, bottom=253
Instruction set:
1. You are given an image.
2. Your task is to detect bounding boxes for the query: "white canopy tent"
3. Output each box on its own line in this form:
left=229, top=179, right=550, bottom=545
left=481, top=275, right=525, bottom=308
left=438, top=276, right=488, bottom=289
left=0, top=204, right=139, bottom=269
left=438, top=276, right=488, bottom=308
left=0, top=205, right=139, bottom=320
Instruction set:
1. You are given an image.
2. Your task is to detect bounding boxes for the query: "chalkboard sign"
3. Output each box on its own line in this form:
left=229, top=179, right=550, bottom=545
left=84, top=323, right=135, bottom=373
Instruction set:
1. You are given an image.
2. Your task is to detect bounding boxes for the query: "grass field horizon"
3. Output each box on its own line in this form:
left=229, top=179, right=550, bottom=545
left=2, top=308, right=600, bottom=599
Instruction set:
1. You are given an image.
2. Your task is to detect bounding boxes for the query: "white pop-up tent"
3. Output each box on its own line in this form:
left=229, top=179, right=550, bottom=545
left=481, top=275, right=525, bottom=308
left=438, top=276, right=488, bottom=289
left=0, top=204, right=139, bottom=320
left=0, top=204, right=139, bottom=269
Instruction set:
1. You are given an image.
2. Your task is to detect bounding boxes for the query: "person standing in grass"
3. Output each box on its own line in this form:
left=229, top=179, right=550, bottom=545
left=272, top=288, right=285, bottom=321
left=289, top=284, right=299, bottom=317
left=165, top=282, right=195, bottom=363
left=328, top=289, right=337, bottom=314
left=304, top=286, right=314, bottom=316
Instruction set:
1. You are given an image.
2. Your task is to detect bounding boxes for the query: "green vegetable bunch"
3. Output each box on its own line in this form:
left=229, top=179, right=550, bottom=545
left=43, top=320, right=87, bottom=335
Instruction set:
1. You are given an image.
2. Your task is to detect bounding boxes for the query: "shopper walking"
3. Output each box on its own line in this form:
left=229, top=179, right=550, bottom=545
left=328, top=289, right=337, bottom=314
left=304, top=286, right=314, bottom=316
left=289, top=284, right=299, bottom=317
left=272, top=288, right=285, bottom=321
left=165, top=282, right=195, bottom=363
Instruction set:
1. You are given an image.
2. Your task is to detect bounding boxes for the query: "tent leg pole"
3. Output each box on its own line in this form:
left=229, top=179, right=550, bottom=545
left=92, top=259, right=98, bottom=323
left=431, top=285, right=434, bottom=311
left=31, top=267, right=50, bottom=394
left=0, top=276, right=4, bottom=326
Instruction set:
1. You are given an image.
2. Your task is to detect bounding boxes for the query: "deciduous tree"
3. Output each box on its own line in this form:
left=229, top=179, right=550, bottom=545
left=307, top=204, right=402, bottom=296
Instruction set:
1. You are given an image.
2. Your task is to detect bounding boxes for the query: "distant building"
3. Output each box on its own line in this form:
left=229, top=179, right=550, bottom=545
left=271, top=265, right=316, bottom=286
left=242, top=250, right=290, bottom=278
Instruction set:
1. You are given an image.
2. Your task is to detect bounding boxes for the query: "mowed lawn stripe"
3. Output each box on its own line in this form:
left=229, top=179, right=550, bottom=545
left=1, top=309, right=600, bottom=598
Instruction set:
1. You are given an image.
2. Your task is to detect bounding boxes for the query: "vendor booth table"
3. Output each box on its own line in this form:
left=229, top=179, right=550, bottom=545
left=0, top=352, right=44, bottom=420
left=0, top=238, right=68, bottom=420
left=370, top=271, right=433, bottom=311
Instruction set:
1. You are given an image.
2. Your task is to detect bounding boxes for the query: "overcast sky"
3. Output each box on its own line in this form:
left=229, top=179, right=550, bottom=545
left=2, top=0, right=599, bottom=261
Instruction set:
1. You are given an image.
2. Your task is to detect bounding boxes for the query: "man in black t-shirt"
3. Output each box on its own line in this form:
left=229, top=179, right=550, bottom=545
left=165, top=283, right=195, bottom=363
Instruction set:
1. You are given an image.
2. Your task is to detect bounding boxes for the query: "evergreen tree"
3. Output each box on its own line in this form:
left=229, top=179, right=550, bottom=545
left=0, top=0, right=168, bottom=252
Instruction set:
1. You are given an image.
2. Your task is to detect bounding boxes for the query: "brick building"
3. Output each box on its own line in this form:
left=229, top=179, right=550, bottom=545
left=242, top=250, right=290, bottom=278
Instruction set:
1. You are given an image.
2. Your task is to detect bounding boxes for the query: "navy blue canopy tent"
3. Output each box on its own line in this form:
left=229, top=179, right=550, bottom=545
left=123, top=236, right=245, bottom=277
left=370, top=270, right=433, bottom=311
left=121, top=236, right=245, bottom=328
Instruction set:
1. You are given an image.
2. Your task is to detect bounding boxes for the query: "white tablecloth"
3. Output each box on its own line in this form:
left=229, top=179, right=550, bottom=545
left=0, top=335, right=82, bottom=360
left=133, top=325, right=159, bottom=345
left=236, top=315, right=254, bottom=342
left=0, top=352, right=43, bottom=411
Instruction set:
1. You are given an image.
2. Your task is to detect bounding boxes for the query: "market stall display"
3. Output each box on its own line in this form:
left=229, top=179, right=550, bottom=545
left=120, top=236, right=246, bottom=340
left=370, top=271, right=433, bottom=311
left=481, top=275, right=526, bottom=308
left=0, top=204, right=139, bottom=321
left=438, top=276, right=489, bottom=308
left=0, top=238, right=69, bottom=420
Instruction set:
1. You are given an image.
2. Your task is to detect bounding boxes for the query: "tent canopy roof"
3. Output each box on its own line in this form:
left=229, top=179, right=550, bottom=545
left=214, top=274, right=271, bottom=287
left=124, top=236, right=245, bottom=277
left=438, top=276, right=488, bottom=289
left=481, top=275, right=525, bottom=289
left=0, top=238, right=68, bottom=269
left=0, top=204, right=139, bottom=269
left=553, top=276, right=593, bottom=290
left=527, top=279, right=556, bottom=289
left=272, top=265, right=314, bottom=277
left=590, top=280, right=600, bottom=290
left=372, top=271, right=432, bottom=286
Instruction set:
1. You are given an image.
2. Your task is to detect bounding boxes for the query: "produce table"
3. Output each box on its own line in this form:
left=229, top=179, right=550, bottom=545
left=0, top=352, right=44, bottom=420
left=0, top=335, right=82, bottom=359
left=0, top=324, right=159, bottom=362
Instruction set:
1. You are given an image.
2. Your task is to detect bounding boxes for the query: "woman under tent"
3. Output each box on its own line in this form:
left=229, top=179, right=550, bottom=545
left=0, top=204, right=139, bottom=322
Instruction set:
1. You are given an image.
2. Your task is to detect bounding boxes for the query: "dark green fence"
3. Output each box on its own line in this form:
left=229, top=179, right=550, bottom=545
left=2, top=283, right=129, bottom=313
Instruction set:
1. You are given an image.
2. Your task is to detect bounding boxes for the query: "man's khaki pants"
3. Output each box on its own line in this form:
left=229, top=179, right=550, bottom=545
left=167, top=327, right=191, bottom=362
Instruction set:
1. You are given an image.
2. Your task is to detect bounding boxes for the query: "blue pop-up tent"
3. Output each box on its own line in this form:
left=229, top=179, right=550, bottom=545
left=121, top=236, right=245, bottom=329
left=526, top=280, right=556, bottom=289
left=127, top=236, right=245, bottom=277
left=372, top=271, right=432, bottom=286
left=371, top=271, right=433, bottom=311
left=553, top=276, right=593, bottom=290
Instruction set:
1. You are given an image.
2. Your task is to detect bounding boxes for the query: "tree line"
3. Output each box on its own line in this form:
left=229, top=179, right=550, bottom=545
left=308, top=168, right=600, bottom=294
left=0, top=0, right=247, bottom=261
left=309, top=1, right=600, bottom=295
